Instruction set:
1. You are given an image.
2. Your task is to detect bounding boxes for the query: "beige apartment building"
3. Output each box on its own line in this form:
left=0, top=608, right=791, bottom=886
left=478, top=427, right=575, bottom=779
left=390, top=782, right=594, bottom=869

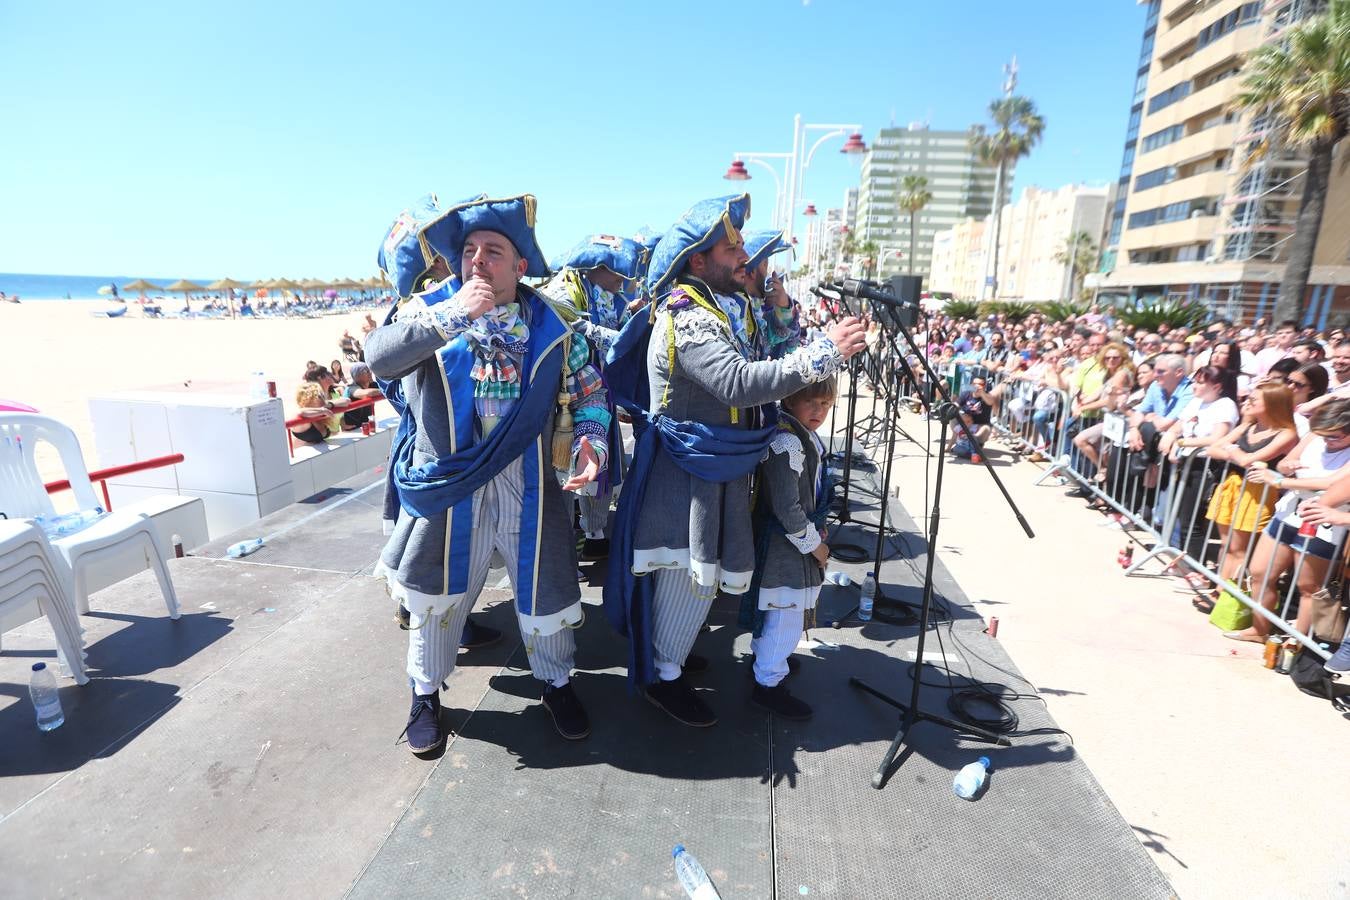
left=930, top=184, right=1108, bottom=302
left=1097, top=0, right=1350, bottom=327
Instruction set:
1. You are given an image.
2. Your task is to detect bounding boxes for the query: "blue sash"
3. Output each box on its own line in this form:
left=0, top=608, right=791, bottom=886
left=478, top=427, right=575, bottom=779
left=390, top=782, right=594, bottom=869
left=388, top=285, right=569, bottom=614
left=603, top=406, right=778, bottom=688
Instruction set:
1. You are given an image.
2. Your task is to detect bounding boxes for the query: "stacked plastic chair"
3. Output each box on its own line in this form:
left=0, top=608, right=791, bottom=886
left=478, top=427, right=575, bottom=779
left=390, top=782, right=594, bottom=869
left=0, top=519, right=89, bottom=683
left=0, top=412, right=180, bottom=619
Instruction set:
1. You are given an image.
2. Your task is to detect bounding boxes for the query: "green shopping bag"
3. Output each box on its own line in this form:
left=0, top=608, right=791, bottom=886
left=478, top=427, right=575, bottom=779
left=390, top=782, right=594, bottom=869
left=1209, top=589, right=1252, bottom=631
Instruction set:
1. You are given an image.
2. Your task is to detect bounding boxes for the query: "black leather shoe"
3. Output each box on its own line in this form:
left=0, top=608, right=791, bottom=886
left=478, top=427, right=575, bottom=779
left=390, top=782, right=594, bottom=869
left=1064, top=485, right=1093, bottom=499
left=401, top=690, right=445, bottom=755
left=579, top=538, right=610, bottom=561
left=541, top=682, right=591, bottom=740
left=643, top=675, right=717, bottom=727
left=683, top=652, right=709, bottom=674
left=750, top=682, right=813, bottom=720
left=460, top=618, right=503, bottom=651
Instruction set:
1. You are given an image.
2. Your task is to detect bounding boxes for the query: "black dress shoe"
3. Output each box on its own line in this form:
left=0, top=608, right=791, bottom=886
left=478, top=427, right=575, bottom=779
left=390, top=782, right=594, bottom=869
left=541, top=682, right=591, bottom=740
left=750, top=682, right=813, bottom=720
left=579, top=538, right=610, bottom=561
left=400, top=690, right=445, bottom=755
left=643, top=675, right=717, bottom=727
left=683, top=653, right=709, bottom=674
left=460, top=618, right=503, bottom=651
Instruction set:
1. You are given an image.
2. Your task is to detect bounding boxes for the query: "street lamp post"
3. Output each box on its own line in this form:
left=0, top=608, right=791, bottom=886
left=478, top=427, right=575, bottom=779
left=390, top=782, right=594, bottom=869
left=722, top=113, right=866, bottom=242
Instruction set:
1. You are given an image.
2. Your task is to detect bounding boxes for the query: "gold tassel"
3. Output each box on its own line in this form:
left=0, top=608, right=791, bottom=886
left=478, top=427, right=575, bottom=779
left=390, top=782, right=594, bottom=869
left=552, top=398, right=574, bottom=470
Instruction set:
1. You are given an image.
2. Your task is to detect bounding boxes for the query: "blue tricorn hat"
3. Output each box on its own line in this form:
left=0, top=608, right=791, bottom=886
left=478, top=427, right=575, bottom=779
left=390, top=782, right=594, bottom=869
left=377, top=193, right=448, bottom=299
left=647, top=193, right=751, bottom=296
left=560, top=234, right=643, bottom=281
left=421, top=193, right=551, bottom=279
left=742, top=229, right=793, bottom=274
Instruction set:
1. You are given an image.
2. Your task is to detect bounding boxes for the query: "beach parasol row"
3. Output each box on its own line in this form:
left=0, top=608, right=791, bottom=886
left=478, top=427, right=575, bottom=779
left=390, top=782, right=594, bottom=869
left=114, top=276, right=392, bottom=296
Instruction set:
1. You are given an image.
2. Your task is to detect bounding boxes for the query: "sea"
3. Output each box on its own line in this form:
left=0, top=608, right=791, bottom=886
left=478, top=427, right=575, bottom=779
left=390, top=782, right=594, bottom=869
left=0, top=272, right=219, bottom=302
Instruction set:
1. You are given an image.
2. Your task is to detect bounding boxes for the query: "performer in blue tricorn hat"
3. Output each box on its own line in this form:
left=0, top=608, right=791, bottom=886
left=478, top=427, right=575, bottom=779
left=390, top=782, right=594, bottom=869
left=541, top=234, right=644, bottom=561
left=602, top=193, right=866, bottom=726
left=374, top=194, right=506, bottom=656
left=367, top=194, right=610, bottom=753
left=734, top=229, right=804, bottom=361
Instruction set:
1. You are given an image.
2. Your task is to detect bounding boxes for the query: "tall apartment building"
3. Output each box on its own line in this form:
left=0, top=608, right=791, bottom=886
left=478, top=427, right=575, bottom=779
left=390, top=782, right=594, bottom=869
left=930, top=184, right=1109, bottom=301
left=856, top=125, right=1001, bottom=280
left=1098, top=0, right=1350, bottom=325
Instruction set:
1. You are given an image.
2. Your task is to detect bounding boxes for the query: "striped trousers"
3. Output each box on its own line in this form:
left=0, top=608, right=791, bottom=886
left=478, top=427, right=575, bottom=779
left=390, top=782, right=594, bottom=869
left=577, top=489, right=612, bottom=539
left=403, top=462, right=575, bottom=696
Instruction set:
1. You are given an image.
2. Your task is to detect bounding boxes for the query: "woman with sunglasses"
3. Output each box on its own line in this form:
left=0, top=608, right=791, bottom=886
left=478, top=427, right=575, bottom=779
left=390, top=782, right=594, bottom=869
left=1284, top=362, right=1329, bottom=436
left=1070, top=341, right=1136, bottom=483
left=1195, top=382, right=1299, bottom=612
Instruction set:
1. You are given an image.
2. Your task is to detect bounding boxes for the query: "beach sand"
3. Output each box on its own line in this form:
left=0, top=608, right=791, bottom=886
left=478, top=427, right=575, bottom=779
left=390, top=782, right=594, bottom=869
left=6, top=300, right=389, bottom=484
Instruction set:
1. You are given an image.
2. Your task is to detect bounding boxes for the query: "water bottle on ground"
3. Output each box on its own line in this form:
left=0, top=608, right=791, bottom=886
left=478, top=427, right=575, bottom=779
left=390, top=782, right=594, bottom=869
left=30, top=662, right=65, bottom=731
left=825, top=570, right=852, bottom=586
left=859, top=573, right=877, bottom=622
left=226, top=537, right=265, bottom=558
left=953, top=755, right=991, bottom=800
left=673, top=845, right=721, bottom=900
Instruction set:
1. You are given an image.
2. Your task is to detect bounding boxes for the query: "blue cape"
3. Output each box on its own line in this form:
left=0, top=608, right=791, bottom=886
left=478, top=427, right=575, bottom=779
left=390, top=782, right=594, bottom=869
left=603, top=406, right=779, bottom=688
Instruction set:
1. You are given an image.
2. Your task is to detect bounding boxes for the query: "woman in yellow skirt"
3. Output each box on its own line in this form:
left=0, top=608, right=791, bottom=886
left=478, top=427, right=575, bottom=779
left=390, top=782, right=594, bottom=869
left=1200, top=382, right=1299, bottom=611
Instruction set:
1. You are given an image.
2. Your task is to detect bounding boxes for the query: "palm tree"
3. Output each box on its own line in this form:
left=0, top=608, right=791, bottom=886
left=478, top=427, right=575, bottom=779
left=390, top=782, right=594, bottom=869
left=1231, top=0, right=1350, bottom=324
left=856, top=239, right=880, bottom=279
left=969, top=94, right=1046, bottom=300
left=896, top=174, right=933, bottom=277
left=1053, top=230, right=1098, bottom=301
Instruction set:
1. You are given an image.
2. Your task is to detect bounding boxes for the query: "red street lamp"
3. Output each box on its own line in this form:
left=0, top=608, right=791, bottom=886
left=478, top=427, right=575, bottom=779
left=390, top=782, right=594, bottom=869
left=723, top=159, right=751, bottom=181
left=840, top=132, right=868, bottom=155
left=803, top=204, right=818, bottom=217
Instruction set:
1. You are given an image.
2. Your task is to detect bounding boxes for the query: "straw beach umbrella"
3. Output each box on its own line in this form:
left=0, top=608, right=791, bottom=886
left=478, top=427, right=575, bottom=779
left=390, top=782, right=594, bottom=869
left=165, top=279, right=206, bottom=312
left=272, top=278, right=301, bottom=316
left=122, top=278, right=164, bottom=296
left=207, top=277, right=251, bottom=318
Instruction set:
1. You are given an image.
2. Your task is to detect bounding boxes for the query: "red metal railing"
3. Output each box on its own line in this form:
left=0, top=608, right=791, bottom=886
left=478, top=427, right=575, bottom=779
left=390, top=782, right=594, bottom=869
left=44, top=453, right=186, bottom=511
left=284, top=396, right=383, bottom=456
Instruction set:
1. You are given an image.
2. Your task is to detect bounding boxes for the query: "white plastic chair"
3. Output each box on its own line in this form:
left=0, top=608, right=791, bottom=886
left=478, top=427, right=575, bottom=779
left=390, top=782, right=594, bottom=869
left=0, top=519, right=89, bottom=683
left=0, top=413, right=180, bottom=620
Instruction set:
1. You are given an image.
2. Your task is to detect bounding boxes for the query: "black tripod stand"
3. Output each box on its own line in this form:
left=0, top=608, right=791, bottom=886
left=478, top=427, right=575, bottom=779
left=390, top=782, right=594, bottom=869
left=825, top=279, right=1033, bottom=789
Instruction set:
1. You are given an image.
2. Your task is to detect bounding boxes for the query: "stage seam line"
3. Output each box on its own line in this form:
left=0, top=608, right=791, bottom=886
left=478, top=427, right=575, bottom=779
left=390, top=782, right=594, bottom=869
left=261, top=479, right=384, bottom=544
left=767, top=712, right=779, bottom=900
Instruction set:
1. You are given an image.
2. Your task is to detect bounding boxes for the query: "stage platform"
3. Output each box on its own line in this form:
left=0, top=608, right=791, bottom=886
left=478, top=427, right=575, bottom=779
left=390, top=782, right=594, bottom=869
left=0, top=460, right=1174, bottom=898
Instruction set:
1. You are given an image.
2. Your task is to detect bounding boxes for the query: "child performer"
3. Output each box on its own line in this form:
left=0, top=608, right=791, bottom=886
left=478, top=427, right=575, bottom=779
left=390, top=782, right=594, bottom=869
left=740, top=376, right=837, bottom=720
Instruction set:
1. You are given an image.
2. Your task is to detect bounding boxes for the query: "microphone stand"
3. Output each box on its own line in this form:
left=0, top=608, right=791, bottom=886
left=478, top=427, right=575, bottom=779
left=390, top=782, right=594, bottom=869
left=826, top=279, right=1032, bottom=789
left=814, top=287, right=868, bottom=526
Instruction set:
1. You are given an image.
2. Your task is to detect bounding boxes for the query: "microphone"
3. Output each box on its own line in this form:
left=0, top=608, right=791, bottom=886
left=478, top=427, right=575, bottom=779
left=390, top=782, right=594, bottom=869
left=810, top=284, right=841, bottom=299
left=833, top=279, right=909, bottom=307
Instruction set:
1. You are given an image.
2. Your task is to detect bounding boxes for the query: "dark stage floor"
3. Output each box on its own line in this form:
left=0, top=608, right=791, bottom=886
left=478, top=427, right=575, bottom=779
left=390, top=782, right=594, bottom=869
left=0, top=463, right=1173, bottom=899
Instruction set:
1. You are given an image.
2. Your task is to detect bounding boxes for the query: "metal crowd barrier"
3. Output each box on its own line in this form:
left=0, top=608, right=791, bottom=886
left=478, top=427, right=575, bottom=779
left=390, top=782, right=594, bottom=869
left=900, top=357, right=1347, bottom=663
left=1056, top=421, right=1345, bottom=662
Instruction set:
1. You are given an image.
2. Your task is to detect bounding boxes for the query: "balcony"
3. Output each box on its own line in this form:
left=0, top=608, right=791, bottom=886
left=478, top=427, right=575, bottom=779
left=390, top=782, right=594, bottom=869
left=1145, top=170, right=1231, bottom=208
left=1148, top=25, right=1261, bottom=105
left=1147, top=121, right=1238, bottom=169
left=1120, top=214, right=1221, bottom=252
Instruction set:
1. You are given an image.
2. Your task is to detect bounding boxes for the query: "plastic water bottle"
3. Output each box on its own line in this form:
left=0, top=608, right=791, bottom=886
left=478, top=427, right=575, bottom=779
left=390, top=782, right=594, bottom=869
left=29, top=662, right=64, bottom=731
left=35, top=507, right=106, bottom=537
left=226, top=537, right=265, bottom=558
left=953, top=755, right=991, bottom=800
left=825, top=570, right=852, bottom=586
left=859, top=573, right=877, bottom=622
left=672, top=845, right=721, bottom=900
left=249, top=370, right=268, bottom=400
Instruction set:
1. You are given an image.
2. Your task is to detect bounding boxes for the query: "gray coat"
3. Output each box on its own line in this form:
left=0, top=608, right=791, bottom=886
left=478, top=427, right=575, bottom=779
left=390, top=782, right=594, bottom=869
left=632, top=284, right=842, bottom=592
left=365, top=291, right=582, bottom=605
left=756, top=413, right=825, bottom=593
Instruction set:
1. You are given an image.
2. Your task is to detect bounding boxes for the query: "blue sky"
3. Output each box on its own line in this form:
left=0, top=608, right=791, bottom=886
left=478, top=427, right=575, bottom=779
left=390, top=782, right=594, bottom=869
left=0, top=0, right=1146, bottom=279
